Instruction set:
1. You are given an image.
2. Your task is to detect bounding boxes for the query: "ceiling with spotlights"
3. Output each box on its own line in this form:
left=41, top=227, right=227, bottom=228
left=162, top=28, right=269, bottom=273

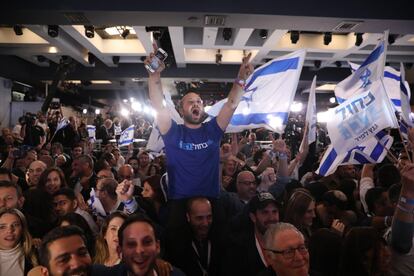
left=0, top=0, right=414, bottom=108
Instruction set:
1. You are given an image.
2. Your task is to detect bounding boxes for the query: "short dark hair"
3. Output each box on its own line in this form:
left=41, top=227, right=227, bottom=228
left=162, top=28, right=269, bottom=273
left=39, top=226, right=87, bottom=268
left=376, top=164, right=401, bottom=188
left=52, top=187, right=76, bottom=201
left=0, top=168, right=12, bottom=181
left=118, top=214, right=157, bottom=246
left=0, top=181, right=23, bottom=198
left=186, top=197, right=210, bottom=214
left=365, top=187, right=386, bottom=214
left=388, top=183, right=402, bottom=204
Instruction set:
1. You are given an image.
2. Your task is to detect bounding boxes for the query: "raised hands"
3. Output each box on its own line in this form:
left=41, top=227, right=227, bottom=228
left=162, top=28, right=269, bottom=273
left=116, top=180, right=135, bottom=202
left=237, top=52, right=254, bottom=81
left=144, top=43, right=166, bottom=75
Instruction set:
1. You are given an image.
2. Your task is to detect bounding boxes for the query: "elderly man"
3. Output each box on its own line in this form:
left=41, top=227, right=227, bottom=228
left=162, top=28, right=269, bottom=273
left=259, top=223, right=310, bottom=276
left=236, top=170, right=258, bottom=203
left=26, top=160, right=47, bottom=188
left=70, top=155, right=97, bottom=201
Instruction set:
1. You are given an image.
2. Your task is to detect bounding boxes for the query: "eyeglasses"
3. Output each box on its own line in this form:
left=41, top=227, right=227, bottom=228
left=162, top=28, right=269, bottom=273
left=265, top=244, right=308, bottom=259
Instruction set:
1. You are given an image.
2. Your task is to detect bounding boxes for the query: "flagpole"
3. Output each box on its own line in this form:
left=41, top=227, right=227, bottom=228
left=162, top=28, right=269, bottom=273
left=397, top=122, right=413, bottom=163
left=373, top=134, right=398, bottom=163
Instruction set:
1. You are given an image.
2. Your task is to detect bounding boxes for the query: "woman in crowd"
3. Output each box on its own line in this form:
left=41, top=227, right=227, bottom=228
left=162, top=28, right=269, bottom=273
left=137, top=151, right=159, bottom=179
left=0, top=208, right=37, bottom=276
left=141, top=174, right=168, bottom=224
left=283, top=188, right=316, bottom=242
left=94, top=211, right=128, bottom=266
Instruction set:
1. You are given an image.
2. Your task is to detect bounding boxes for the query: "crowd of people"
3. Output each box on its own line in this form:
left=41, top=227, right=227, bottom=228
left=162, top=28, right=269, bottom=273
left=0, top=46, right=413, bottom=276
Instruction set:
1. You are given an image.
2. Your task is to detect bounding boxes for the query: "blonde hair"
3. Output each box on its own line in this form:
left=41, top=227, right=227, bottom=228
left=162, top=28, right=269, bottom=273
left=0, top=208, right=37, bottom=265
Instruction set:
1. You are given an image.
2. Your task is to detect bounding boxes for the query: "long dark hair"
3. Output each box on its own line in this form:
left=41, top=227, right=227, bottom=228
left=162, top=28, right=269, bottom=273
left=38, top=167, right=67, bottom=193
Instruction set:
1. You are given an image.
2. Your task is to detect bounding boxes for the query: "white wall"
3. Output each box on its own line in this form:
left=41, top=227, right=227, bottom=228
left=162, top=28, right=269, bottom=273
left=10, top=101, right=43, bottom=127
left=0, top=77, right=12, bottom=128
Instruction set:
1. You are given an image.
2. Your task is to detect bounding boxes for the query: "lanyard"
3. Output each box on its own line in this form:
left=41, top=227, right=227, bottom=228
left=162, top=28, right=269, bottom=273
left=255, top=233, right=269, bottom=267
left=192, top=240, right=211, bottom=276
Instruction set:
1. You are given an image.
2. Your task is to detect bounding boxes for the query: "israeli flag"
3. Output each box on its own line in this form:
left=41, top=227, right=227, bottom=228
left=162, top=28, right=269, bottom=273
left=146, top=92, right=183, bottom=152
left=207, top=50, right=306, bottom=133
left=118, top=125, right=135, bottom=147
left=305, top=76, right=317, bottom=144
left=316, top=131, right=393, bottom=176
left=86, top=125, right=96, bottom=141
left=335, top=39, right=386, bottom=103
left=348, top=62, right=403, bottom=111
left=399, top=63, right=413, bottom=127
left=327, top=83, right=398, bottom=155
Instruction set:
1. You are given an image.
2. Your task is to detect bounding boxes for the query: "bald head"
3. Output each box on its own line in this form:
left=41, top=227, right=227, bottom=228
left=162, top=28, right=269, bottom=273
left=118, top=164, right=134, bottom=182
left=28, top=160, right=47, bottom=187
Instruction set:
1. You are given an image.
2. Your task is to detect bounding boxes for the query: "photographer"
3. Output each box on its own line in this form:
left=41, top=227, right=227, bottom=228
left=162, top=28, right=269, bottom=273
left=20, top=113, right=46, bottom=149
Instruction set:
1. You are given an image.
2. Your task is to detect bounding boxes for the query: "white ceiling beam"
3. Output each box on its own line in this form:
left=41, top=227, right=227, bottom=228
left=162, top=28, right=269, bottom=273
left=27, top=25, right=92, bottom=67
left=233, top=28, right=254, bottom=48
left=202, top=27, right=218, bottom=48
left=251, top=29, right=288, bottom=64
left=168, top=26, right=186, bottom=68
left=132, top=26, right=154, bottom=54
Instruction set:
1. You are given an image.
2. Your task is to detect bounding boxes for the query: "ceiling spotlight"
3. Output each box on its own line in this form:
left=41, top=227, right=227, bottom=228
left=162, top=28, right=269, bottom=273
left=48, top=25, right=59, bottom=38
left=388, top=34, right=396, bottom=45
left=222, top=28, right=232, bottom=41
left=95, top=109, right=100, bottom=115
left=82, top=108, right=88, bottom=114
left=216, top=49, right=222, bottom=65
left=13, top=25, right=23, bottom=36
left=37, top=55, right=47, bottom=63
left=112, top=56, right=120, bottom=65
left=145, top=26, right=163, bottom=40
left=323, top=32, right=332, bottom=45
left=259, top=29, right=268, bottom=39
left=329, top=97, right=336, bottom=104
left=87, top=52, right=96, bottom=65
left=121, top=28, right=130, bottom=39
left=314, top=60, right=321, bottom=69
left=355, top=33, right=363, bottom=46
left=334, top=61, right=342, bottom=68
left=84, top=25, right=95, bottom=38
left=290, top=31, right=300, bottom=44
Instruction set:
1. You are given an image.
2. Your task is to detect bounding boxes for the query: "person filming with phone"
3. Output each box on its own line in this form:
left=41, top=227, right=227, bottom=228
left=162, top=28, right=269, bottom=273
left=144, top=43, right=254, bottom=228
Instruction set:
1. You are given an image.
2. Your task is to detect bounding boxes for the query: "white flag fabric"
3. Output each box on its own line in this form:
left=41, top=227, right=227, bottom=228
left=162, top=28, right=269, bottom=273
left=305, top=76, right=317, bottom=144
left=335, top=39, right=386, bottom=103
left=399, top=63, right=413, bottom=127
left=56, top=117, right=69, bottom=132
left=207, top=50, right=306, bottom=133
left=146, top=91, right=183, bottom=152
left=86, top=125, right=96, bottom=141
left=118, top=125, right=135, bottom=147
left=327, top=84, right=398, bottom=155
left=348, top=62, right=405, bottom=112
left=316, top=131, right=393, bottom=176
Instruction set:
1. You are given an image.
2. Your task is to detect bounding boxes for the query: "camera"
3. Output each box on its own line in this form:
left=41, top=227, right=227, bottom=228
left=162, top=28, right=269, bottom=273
left=50, top=98, right=61, bottom=109
left=145, top=48, right=168, bottom=73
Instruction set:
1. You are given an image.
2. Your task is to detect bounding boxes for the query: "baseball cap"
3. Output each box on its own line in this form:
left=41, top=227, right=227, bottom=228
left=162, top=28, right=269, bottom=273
left=249, top=192, right=281, bottom=213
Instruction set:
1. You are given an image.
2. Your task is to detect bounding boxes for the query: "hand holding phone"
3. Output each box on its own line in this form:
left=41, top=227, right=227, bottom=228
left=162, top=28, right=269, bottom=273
left=145, top=48, right=168, bottom=73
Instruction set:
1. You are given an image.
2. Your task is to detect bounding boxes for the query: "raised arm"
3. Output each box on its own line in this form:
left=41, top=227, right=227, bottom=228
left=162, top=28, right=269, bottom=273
left=144, top=44, right=171, bottom=135
left=216, top=53, right=254, bottom=131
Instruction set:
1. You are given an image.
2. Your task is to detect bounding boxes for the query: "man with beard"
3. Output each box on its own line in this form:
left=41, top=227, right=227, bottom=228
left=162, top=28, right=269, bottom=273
left=70, top=155, right=97, bottom=201
left=165, top=197, right=223, bottom=275
left=38, top=226, right=92, bottom=276
left=145, top=44, right=253, bottom=229
left=92, top=214, right=185, bottom=276
left=224, top=192, right=281, bottom=276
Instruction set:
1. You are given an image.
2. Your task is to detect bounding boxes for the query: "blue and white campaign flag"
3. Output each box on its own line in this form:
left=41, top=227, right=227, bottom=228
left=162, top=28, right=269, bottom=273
left=56, top=117, right=69, bottom=132
left=207, top=50, right=306, bottom=133
left=327, top=84, right=398, bottom=155
left=399, top=63, right=413, bottom=127
left=118, top=125, right=135, bottom=147
left=335, top=38, right=386, bottom=103
left=348, top=62, right=404, bottom=111
left=305, top=76, right=317, bottom=144
left=86, top=125, right=96, bottom=141
left=146, top=91, right=183, bottom=152
left=316, top=131, right=393, bottom=176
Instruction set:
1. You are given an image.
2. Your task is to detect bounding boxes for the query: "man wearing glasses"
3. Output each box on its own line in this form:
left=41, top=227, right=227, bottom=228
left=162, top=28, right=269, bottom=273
left=260, top=222, right=310, bottom=276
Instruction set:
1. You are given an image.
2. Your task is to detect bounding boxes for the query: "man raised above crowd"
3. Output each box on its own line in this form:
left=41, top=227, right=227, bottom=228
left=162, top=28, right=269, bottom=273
left=145, top=44, right=253, bottom=202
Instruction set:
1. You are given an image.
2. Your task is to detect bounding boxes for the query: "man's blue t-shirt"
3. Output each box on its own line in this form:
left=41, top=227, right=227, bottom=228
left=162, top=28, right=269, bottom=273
left=162, top=118, right=224, bottom=199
